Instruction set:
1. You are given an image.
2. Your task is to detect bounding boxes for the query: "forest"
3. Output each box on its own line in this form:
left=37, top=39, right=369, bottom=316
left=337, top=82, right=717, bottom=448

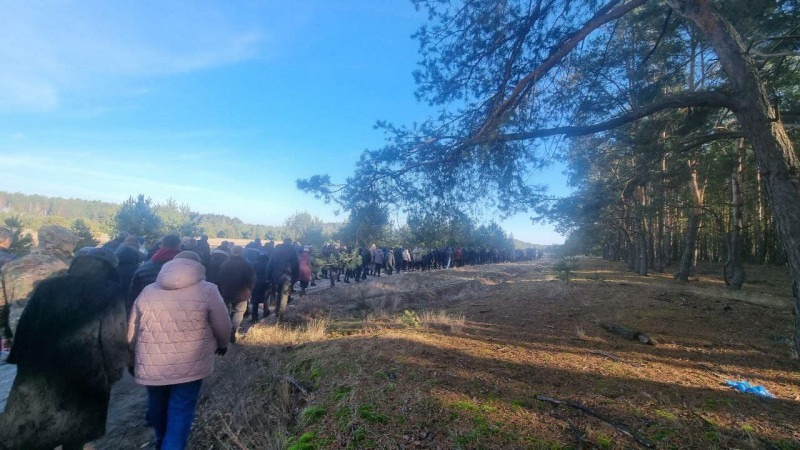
left=298, top=0, right=800, bottom=356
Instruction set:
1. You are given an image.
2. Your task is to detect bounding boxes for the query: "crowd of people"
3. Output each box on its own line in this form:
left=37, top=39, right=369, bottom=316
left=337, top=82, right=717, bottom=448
left=0, top=226, right=543, bottom=449
left=316, top=243, right=543, bottom=286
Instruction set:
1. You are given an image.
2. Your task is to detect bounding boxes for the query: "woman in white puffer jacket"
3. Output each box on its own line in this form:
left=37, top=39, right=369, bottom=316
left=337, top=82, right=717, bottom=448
left=127, top=251, right=229, bottom=450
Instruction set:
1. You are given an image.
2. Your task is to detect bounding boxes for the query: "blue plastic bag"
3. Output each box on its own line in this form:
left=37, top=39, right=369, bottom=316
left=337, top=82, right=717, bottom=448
left=725, top=380, right=775, bottom=398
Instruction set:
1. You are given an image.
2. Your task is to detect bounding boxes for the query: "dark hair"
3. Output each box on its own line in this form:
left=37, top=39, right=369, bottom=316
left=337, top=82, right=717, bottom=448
left=161, top=234, right=181, bottom=249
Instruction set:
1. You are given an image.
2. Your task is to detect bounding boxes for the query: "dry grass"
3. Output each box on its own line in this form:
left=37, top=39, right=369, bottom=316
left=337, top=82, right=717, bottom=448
left=246, top=318, right=329, bottom=346
left=418, top=309, right=466, bottom=333
left=188, top=319, right=331, bottom=450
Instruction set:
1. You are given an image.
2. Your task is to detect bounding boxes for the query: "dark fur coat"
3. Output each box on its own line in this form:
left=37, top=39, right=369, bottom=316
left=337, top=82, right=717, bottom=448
left=0, top=257, right=127, bottom=449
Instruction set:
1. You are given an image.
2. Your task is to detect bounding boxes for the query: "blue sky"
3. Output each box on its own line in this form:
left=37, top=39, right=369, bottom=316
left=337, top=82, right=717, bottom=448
left=0, top=0, right=568, bottom=245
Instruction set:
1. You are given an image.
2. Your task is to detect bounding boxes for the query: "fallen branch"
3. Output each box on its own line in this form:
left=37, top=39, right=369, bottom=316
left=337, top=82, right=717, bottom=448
left=535, top=395, right=655, bottom=448
left=281, top=374, right=309, bottom=396
left=552, top=413, right=585, bottom=450
left=600, top=323, right=656, bottom=345
left=592, top=350, right=645, bottom=367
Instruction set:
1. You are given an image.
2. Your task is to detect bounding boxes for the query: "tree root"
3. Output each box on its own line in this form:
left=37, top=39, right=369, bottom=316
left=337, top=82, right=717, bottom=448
left=535, top=395, right=654, bottom=448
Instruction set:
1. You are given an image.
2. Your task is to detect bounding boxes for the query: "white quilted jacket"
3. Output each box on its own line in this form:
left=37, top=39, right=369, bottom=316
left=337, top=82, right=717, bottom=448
left=127, top=258, right=229, bottom=386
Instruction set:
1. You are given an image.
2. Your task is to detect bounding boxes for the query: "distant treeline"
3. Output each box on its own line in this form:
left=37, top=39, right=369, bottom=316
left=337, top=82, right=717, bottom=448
left=0, top=191, right=339, bottom=242
left=0, top=191, right=548, bottom=252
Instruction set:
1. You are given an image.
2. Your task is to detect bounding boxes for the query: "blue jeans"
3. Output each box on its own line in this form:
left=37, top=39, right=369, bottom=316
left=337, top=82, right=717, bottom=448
left=146, top=379, right=203, bottom=450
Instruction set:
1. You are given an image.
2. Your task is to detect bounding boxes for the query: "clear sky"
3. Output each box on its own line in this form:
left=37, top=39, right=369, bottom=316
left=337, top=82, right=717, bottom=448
left=0, top=0, right=568, bottom=245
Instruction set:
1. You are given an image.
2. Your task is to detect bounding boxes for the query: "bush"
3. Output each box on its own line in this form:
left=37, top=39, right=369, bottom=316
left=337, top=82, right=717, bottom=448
left=72, top=219, right=99, bottom=249
left=114, top=195, right=162, bottom=244
left=4, top=217, right=33, bottom=256
left=552, top=256, right=579, bottom=282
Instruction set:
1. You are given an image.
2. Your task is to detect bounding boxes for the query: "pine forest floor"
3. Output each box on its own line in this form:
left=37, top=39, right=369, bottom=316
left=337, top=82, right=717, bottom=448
left=89, top=257, right=800, bottom=449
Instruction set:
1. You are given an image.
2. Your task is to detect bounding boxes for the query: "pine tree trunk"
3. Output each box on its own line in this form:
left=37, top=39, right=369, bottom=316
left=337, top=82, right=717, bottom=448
left=668, top=0, right=800, bottom=357
left=726, top=160, right=746, bottom=289
left=638, top=222, right=648, bottom=276
left=675, top=164, right=704, bottom=281
left=756, top=170, right=767, bottom=264
left=676, top=213, right=701, bottom=281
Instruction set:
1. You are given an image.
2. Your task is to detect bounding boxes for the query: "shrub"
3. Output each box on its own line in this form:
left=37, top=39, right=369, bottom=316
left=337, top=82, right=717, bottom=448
left=552, top=256, right=579, bottom=282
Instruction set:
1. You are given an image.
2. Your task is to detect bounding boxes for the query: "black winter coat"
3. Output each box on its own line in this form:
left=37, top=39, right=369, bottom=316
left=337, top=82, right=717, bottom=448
left=127, top=259, right=168, bottom=311
left=115, top=246, right=141, bottom=293
left=218, top=256, right=256, bottom=302
left=196, top=240, right=211, bottom=265
left=265, top=243, right=299, bottom=285
left=360, top=248, right=371, bottom=266
left=207, top=250, right=229, bottom=285
left=0, top=258, right=127, bottom=449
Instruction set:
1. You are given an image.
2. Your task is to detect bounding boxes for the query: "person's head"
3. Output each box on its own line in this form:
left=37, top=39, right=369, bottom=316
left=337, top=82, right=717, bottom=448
left=283, top=237, right=292, bottom=246
left=201, top=235, right=208, bottom=241
left=117, top=231, right=130, bottom=241
left=231, top=246, right=244, bottom=257
left=303, top=246, right=310, bottom=254
left=254, top=238, right=261, bottom=244
left=161, top=234, right=181, bottom=249
left=123, top=235, right=139, bottom=249
left=174, top=251, right=202, bottom=263
left=70, top=247, right=119, bottom=282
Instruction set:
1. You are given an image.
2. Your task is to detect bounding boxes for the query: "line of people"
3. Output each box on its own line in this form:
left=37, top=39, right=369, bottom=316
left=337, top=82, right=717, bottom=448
left=0, top=227, right=545, bottom=449
left=317, top=243, right=544, bottom=287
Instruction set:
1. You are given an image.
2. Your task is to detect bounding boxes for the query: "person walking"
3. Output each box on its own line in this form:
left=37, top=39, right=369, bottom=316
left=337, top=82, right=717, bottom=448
left=298, top=246, right=312, bottom=296
left=116, top=235, right=142, bottom=293
left=402, top=248, right=411, bottom=272
left=196, top=235, right=211, bottom=266
left=250, top=251, right=270, bottom=322
left=0, top=248, right=127, bottom=450
left=127, top=251, right=229, bottom=450
left=384, top=247, right=395, bottom=275
left=371, top=245, right=385, bottom=277
left=127, top=234, right=181, bottom=313
left=265, top=238, right=299, bottom=320
left=206, top=242, right=230, bottom=286
left=359, top=247, right=371, bottom=281
left=218, top=246, right=256, bottom=343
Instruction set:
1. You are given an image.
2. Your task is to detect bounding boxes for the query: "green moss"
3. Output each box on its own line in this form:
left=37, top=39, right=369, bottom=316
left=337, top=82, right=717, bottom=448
left=358, top=404, right=389, bottom=424
left=705, top=431, right=721, bottom=443
left=301, top=406, right=327, bottom=424
left=596, top=436, right=613, bottom=449
left=333, top=386, right=352, bottom=402
left=288, top=431, right=320, bottom=450
left=655, top=409, right=676, bottom=420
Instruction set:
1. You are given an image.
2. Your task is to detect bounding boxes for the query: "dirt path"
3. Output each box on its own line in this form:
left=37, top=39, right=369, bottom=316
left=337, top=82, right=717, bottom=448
left=88, top=374, right=151, bottom=450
